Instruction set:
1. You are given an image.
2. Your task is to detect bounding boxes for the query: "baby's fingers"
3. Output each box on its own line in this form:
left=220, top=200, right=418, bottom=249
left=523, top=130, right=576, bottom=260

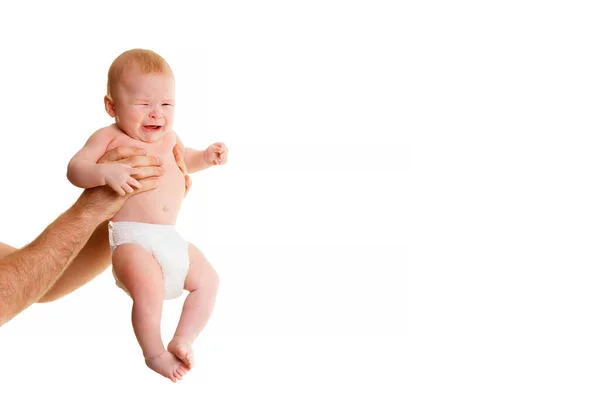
left=121, top=183, right=134, bottom=194
left=127, top=178, right=142, bottom=189
left=113, top=186, right=126, bottom=196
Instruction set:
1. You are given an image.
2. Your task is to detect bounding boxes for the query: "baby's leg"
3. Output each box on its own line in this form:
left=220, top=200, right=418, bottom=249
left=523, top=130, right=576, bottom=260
left=168, top=243, right=220, bottom=368
left=112, top=243, right=189, bottom=382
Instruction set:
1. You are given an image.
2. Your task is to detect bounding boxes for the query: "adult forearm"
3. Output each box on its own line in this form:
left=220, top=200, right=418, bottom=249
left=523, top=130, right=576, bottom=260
left=0, top=203, right=104, bottom=326
left=0, top=174, right=158, bottom=326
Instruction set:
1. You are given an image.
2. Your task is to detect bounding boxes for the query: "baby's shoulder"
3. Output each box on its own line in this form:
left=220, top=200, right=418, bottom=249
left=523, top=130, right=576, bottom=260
left=87, top=124, right=131, bottom=148
left=85, top=124, right=120, bottom=143
left=93, top=124, right=123, bottom=139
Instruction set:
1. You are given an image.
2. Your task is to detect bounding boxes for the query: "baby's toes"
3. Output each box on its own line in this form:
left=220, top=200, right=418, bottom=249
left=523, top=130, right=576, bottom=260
left=173, top=369, right=183, bottom=380
left=176, top=364, right=189, bottom=378
left=176, top=347, right=193, bottom=368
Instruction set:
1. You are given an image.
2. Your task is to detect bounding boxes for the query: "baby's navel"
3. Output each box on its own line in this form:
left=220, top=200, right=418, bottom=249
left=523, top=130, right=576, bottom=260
left=162, top=205, right=169, bottom=212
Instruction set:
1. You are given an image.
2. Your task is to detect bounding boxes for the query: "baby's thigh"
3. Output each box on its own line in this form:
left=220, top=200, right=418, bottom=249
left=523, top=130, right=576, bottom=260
left=112, top=243, right=164, bottom=299
left=185, top=243, right=219, bottom=292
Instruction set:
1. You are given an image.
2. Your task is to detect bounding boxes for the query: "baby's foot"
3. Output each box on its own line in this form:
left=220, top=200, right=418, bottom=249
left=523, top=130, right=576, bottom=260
left=168, top=336, right=195, bottom=369
left=145, top=350, right=190, bottom=382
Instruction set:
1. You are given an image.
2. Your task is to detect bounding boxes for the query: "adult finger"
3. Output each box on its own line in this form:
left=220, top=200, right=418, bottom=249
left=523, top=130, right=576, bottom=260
left=173, top=145, right=188, bottom=175
left=131, top=166, right=165, bottom=180
left=131, top=177, right=161, bottom=194
left=129, top=167, right=144, bottom=176
left=79, top=177, right=160, bottom=221
left=184, top=175, right=192, bottom=197
left=102, top=155, right=163, bottom=168
left=98, top=146, right=146, bottom=163
left=131, top=155, right=163, bottom=167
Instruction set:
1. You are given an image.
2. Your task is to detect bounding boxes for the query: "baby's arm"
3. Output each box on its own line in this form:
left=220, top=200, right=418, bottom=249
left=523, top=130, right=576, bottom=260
left=177, top=134, right=227, bottom=174
left=67, top=128, right=142, bottom=195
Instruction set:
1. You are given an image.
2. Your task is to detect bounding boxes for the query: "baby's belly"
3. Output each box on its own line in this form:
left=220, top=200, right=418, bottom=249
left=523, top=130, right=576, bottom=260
left=112, top=161, right=185, bottom=225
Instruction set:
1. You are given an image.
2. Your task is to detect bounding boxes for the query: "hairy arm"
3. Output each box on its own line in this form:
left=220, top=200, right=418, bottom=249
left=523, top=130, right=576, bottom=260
left=67, top=128, right=116, bottom=188
left=0, top=203, right=104, bottom=325
left=38, top=146, right=167, bottom=303
left=0, top=195, right=104, bottom=325
left=0, top=178, right=160, bottom=326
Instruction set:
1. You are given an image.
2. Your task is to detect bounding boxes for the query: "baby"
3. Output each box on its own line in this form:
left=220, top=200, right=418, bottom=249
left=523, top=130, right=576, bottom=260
left=67, top=49, right=227, bottom=382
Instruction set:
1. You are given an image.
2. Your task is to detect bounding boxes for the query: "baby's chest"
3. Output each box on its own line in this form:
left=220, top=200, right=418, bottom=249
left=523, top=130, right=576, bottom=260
left=108, top=133, right=177, bottom=158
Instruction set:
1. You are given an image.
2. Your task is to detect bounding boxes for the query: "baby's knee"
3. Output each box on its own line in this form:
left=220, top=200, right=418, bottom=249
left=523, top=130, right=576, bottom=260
left=197, top=262, right=219, bottom=293
left=207, top=265, right=220, bottom=291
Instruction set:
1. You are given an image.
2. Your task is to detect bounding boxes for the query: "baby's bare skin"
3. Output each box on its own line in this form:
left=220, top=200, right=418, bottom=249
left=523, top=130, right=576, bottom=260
left=106, top=124, right=185, bottom=225
left=146, top=350, right=190, bottom=383
left=67, top=53, right=227, bottom=381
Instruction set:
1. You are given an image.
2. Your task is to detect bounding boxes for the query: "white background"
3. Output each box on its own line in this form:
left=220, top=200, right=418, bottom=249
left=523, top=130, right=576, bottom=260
left=0, top=0, right=597, bottom=398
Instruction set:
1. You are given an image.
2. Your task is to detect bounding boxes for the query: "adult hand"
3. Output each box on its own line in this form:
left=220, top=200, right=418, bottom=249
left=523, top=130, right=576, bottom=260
left=75, top=147, right=165, bottom=221
left=75, top=180, right=159, bottom=222
left=98, top=146, right=165, bottom=180
left=173, top=144, right=192, bottom=196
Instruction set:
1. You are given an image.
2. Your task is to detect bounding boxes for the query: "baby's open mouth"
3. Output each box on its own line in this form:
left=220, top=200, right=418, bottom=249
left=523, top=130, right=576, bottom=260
left=144, top=125, right=162, bottom=131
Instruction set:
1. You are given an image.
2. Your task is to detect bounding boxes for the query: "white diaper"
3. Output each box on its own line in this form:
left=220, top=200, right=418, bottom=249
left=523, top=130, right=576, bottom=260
left=108, top=221, right=190, bottom=300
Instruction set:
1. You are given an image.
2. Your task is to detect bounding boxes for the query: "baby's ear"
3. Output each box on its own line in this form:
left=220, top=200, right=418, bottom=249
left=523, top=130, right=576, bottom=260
left=104, top=95, right=116, bottom=117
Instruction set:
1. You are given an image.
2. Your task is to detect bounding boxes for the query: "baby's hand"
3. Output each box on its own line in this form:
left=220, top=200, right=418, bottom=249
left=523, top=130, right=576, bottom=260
left=203, top=142, right=228, bottom=166
left=100, top=163, right=142, bottom=196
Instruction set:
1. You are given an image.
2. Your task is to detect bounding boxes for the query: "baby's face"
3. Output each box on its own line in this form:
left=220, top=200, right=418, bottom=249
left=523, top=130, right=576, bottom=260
left=112, top=68, right=175, bottom=142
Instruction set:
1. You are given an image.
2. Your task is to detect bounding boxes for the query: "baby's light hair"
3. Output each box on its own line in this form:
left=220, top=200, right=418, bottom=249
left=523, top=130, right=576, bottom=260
left=107, top=49, right=173, bottom=96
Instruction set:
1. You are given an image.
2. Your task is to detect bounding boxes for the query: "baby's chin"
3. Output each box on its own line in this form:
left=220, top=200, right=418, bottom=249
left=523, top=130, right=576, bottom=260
left=137, top=125, right=169, bottom=142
